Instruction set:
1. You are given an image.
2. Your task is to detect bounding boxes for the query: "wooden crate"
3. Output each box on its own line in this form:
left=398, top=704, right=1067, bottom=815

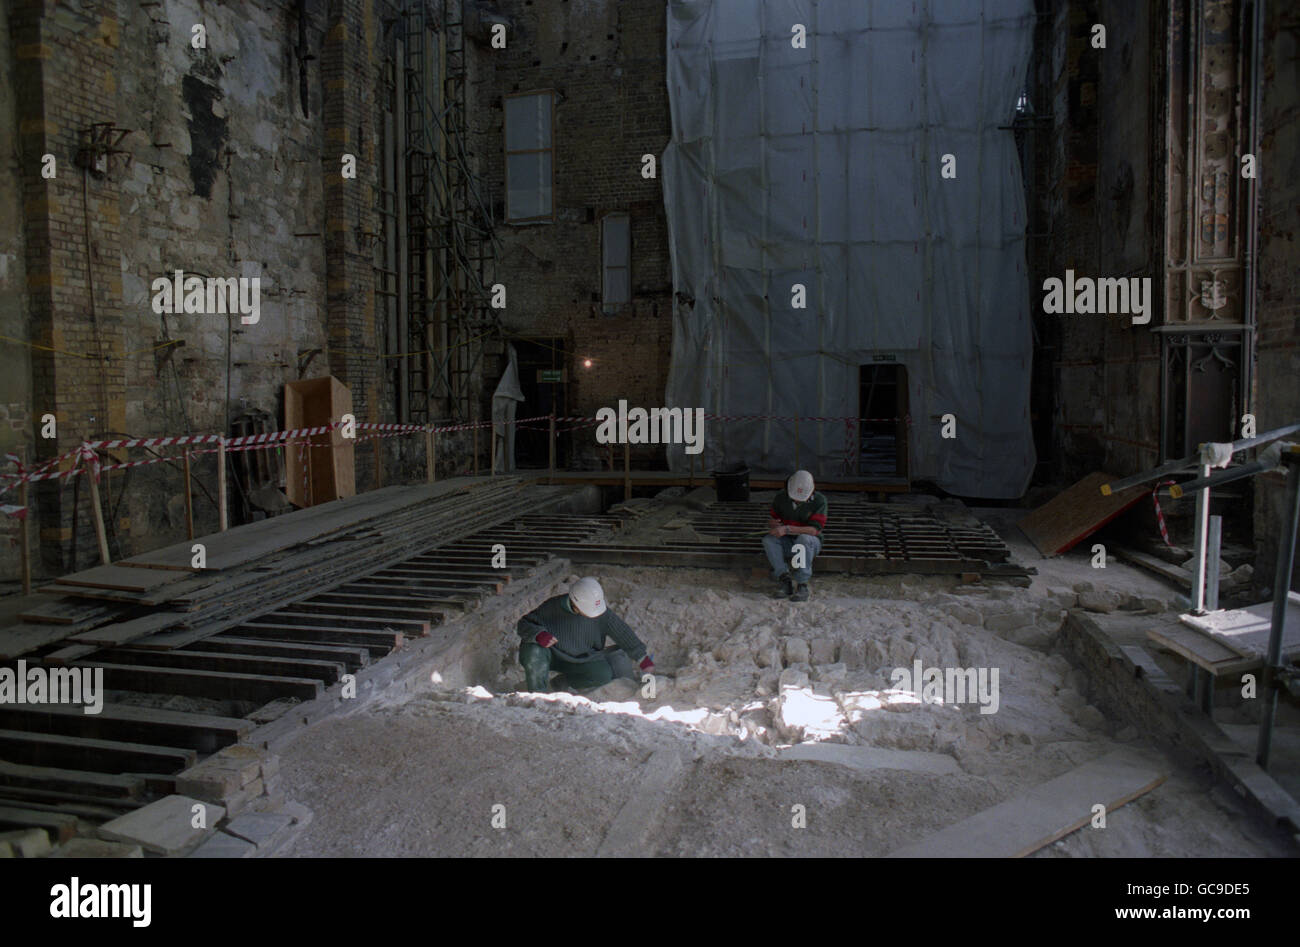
left=285, top=376, right=355, bottom=507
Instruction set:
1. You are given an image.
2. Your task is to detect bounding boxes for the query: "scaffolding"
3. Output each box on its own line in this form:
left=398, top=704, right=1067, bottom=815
left=401, top=0, right=501, bottom=424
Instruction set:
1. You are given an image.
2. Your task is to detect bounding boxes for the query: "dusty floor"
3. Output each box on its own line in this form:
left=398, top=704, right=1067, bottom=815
left=277, top=506, right=1297, bottom=856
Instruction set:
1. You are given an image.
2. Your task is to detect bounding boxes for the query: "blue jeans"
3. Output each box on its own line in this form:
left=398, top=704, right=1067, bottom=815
left=763, top=533, right=821, bottom=583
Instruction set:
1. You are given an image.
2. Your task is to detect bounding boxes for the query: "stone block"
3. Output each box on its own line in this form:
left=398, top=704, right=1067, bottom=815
left=783, top=637, right=810, bottom=666
left=0, top=828, right=51, bottom=858
left=188, top=830, right=257, bottom=858
left=222, top=812, right=294, bottom=852
left=97, top=795, right=225, bottom=856
left=809, top=637, right=837, bottom=665
left=50, top=837, right=143, bottom=858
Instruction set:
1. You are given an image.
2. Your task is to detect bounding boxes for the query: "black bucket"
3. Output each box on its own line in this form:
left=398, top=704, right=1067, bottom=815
left=713, top=465, right=750, bottom=502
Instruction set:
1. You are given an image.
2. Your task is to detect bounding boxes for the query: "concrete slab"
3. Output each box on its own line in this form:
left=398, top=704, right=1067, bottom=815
left=884, top=748, right=1166, bottom=858
left=188, top=830, right=257, bottom=858
left=97, top=795, right=226, bottom=856
left=778, top=742, right=961, bottom=776
left=597, top=749, right=687, bottom=857
left=223, top=812, right=293, bottom=851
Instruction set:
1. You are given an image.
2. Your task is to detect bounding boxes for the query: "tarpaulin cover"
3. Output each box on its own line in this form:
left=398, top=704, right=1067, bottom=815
left=662, top=0, right=1037, bottom=498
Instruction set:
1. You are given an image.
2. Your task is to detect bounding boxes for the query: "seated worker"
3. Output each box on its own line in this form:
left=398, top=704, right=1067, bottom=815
left=762, top=469, right=827, bottom=602
left=517, top=577, right=654, bottom=693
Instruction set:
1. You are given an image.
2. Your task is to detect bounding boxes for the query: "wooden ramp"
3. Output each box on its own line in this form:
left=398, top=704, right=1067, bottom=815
left=884, top=748, right=1166, bottom=858
left=1017, top=472, right=1148, bottom=557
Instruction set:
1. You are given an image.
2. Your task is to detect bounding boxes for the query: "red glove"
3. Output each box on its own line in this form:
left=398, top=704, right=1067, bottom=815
left=535, top=631, right=558, bottom=648
left=638, top=655, right=655, bottom=673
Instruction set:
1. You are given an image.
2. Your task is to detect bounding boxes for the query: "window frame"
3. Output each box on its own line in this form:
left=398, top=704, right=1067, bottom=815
left=504, top=90, right=557, bottom=224
left=600, top=211, right=632, bottom=311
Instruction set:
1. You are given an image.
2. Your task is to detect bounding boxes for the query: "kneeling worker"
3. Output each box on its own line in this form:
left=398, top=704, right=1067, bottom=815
left=517, top=577, right=654, bottom=693
left=763, top=469, right=827, bottom=602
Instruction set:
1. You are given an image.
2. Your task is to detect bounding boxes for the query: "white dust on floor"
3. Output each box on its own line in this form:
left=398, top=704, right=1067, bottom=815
left=276, top=564, right=1290, bottom=856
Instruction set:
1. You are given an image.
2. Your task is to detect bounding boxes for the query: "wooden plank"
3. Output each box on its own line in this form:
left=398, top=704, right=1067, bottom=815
left=1111, top=545, right=1192, bottom=590
left=77, top=662, right=323, bottom=703
left=0, top=793, right=133, bottom=821
left=53, top=564, right=190, bottom=593
left=186, top=637, right=370, bottom=672
left=107, top=648, right=348, bottom=685
left=1016, top=472, right=1148, bottom=556
left=43, top=645, right=101, bottom=664
left=285, top=600, right=444, bottom=623
left=0, top=623, right=84, bottom=660
left=884, top=748, right=1166, bottom=858
left=310, top=590, right=462, bottom=610
left=248, top=611, right=430, bottom=635
left=0, top=702, right=250, bottom=752
left=0, top=804, right=77, bottom=842
left=218, top=624, right=403, bottom=655
left=65, top=611, right=187, bottom=646
left=117, top=478, right=507, bottom=572
left=1179, top=592, right=1300, bottom=659
left=0, top=729, right=196, bottom=776
left=17, top=598, right=117, bottom=626
left=1146, top=626, right=1261, bottom=678
left=0, top=760, right=145, bottom=800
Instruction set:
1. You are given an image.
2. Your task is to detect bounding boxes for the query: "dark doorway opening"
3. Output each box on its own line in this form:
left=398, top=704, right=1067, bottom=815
left=858, top=362, right=909, bottom=479
left=512, top=337, right=567, bottom=469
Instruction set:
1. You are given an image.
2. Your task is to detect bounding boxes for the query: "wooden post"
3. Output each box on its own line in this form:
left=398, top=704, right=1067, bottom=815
left=217, top=437, right=228, bottom=532
left=18, top=449, right=31, bottom=595
left=548, top=413, right=556, bottom=484
left=182, top=449, right=194, bottom=540
left=490, top=417, right=497, bottom=477
left=473, top=423, right=480, bottom=477
left=623, top=440, right=631, bottom=501
left=426, top=428, right=436, bottom=483
left=373, top=435, right=382, bottom=489
left=83, top=445, right=111, bottom=565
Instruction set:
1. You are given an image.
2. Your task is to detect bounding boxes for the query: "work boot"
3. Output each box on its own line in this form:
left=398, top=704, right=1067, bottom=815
left=774, top=573, right=795, bottom=598
left=791, top=582, right=810, bottom=603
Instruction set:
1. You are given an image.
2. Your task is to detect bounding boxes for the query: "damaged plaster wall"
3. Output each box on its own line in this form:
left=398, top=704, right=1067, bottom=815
left=113, top=0, right=328, bottom=549
left=0, top=9, right=34, bottom=581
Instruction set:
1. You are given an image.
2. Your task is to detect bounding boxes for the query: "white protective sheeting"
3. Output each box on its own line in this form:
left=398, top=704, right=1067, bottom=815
left=662, top=0, right=1037, bottom=498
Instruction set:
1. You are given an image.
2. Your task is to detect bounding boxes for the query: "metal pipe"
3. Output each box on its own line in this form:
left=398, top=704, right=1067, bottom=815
left=1191, top=463, right=1211, bottom=613
left=1206, top=515, right=1222, bottom=611
left=1166, top=458, right=1274, bottom=498
left=1257, top=450, right=1300, bottom=769
left=1102, top=421, right=1300, bottom=495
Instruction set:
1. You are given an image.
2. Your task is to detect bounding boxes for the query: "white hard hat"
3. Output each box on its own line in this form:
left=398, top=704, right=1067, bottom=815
left=788, top=470, right=814, bottom=502
left=569, top=577, right=607, bottom=617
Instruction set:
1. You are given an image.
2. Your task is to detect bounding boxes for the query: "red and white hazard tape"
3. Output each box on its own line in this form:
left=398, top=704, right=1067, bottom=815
left=85, top=433, right=223, bottom=451
left=1152, top=479, right=1177, bottom=548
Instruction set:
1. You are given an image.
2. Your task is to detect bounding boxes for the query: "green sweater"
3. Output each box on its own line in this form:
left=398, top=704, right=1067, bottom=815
left=517, top=594, right=648, bottom=663
left=769, top=491, right=828, bottom=533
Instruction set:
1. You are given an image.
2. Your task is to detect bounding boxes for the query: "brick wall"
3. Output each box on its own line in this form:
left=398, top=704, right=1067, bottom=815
left=1033, top=0, right=1163, bottom=486
left=472, top=0, right=673, bottom=469
left=1, top=0, right=401, bottom=572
